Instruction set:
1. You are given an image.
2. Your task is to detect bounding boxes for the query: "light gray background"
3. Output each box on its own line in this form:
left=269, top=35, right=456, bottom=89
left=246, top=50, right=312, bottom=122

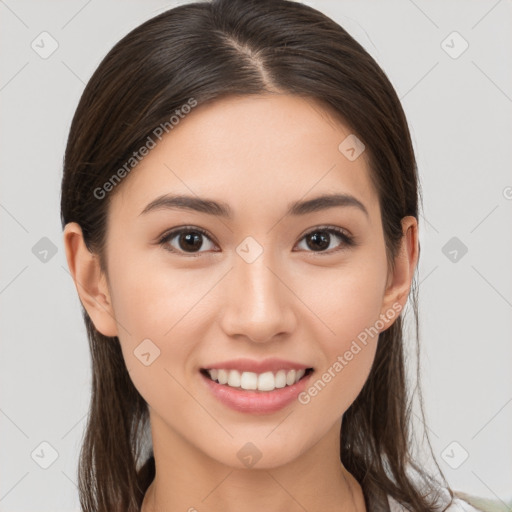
left=1, top=0, right=511, bottom=510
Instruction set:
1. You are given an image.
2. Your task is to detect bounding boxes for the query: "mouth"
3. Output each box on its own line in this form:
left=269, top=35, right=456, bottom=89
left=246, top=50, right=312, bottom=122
left=198, top=358, right=315, bottom=414
left=200, top=367, right=314, bottom=393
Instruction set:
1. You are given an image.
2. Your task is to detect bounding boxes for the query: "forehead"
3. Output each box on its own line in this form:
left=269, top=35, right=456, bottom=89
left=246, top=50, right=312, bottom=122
left=111, top=94, right=379, bottom=224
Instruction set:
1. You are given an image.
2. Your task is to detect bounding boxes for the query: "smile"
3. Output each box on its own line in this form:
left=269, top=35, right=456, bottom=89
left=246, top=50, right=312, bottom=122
left=199, top=359, right=315, bottom=414
left=201, top=368, right=313, bottom=392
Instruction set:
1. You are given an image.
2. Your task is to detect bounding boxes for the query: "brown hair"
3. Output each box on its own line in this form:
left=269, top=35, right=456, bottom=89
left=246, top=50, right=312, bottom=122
left=60, top=0, right=454, bottom=510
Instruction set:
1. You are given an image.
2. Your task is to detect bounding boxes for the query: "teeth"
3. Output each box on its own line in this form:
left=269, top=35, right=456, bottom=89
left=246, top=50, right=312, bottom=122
left=240, top=371, right=258, bottom=390
left=227, top=369, right=241, bottom=387
left=257, top=371, right=275, bottom=391
left=217, top=369, right=228, bottom=385
left=206, top=368, right=309, bottom=391
left=275, top=370, right=287, bottom=389
left=286, top=369, right=296, bottom=386
left=295, top=369, right=306, bottom=382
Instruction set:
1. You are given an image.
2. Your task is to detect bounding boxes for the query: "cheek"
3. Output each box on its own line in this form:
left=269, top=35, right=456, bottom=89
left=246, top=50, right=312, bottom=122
left=108, top=246, right=202, bottom=336
left=299, top=343, right=377, bottom=424
left=301, top=250, right=388, bottom=347
left=296, top=272, right=384, bottom=417
left=294, top=252, right=387, bottom=411
left=106, top=249, right=215, bottom=402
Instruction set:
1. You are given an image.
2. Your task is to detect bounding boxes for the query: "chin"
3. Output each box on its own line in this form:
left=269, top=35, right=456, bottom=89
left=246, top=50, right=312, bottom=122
left=202, top=433, right=313, bottom=471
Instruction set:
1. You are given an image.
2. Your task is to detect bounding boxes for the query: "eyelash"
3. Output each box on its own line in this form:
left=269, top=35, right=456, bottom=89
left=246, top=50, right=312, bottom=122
left=157, top=225, right=356, bottom=258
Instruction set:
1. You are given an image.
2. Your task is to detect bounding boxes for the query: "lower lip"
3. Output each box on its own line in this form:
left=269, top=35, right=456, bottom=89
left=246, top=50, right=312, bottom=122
left=200, top=371, right=313, bottom=414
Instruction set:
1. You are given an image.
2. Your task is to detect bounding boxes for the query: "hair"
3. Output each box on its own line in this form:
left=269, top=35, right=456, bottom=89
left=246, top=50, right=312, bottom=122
left=60, top=1, right=458, bottom=511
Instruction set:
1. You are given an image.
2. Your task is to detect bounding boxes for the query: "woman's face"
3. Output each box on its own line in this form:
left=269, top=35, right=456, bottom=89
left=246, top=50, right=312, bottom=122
left=78, top=94, right=415, bottom=469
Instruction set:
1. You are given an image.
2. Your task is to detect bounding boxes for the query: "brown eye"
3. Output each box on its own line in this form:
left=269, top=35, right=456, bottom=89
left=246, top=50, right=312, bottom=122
left=176, top=232, right=204, bottom=251
left=159, top=227, right=217, bottom=255
left=296, top=227, right=355, bottom=254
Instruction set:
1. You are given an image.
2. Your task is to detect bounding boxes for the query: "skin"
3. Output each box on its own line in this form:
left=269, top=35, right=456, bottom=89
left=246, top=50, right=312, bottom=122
left=64, top=94, right=418, bottom=512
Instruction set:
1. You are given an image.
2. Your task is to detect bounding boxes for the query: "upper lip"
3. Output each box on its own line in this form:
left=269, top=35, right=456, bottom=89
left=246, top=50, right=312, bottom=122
left=202, top=358, right=313, bottom=374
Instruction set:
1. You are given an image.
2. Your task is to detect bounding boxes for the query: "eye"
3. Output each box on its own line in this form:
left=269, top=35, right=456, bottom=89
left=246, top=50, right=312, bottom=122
left=158, top=225, right=355, bottom=257
left=158, top=226, right=217, bottom=256
left=295, top=226, right=355, bottom=254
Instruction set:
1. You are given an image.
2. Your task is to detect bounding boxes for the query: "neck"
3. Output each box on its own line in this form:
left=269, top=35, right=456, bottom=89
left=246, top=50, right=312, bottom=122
left=141, top=413, right=366, bottom=512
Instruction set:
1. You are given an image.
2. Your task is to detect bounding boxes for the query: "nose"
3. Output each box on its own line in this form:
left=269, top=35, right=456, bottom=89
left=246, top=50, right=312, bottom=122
left=219, top=250, right=297, bottom=344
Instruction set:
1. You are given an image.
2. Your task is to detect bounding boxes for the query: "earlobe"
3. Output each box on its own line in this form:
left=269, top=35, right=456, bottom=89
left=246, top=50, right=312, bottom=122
left=380, top=216, right=419, bottom=321
left=63, top=222, right=118, bottom=338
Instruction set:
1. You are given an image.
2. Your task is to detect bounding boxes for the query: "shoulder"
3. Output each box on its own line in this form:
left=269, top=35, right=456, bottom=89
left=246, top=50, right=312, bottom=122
left=445, top=494, right=485, bottom=511
left=387, top=488, right=486, bottom=512
left=451, top=491, right=508, bottom=512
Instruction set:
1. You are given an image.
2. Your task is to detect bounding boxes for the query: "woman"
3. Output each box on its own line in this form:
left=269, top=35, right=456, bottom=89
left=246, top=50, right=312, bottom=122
left=60, top=0, right=484, bottom=510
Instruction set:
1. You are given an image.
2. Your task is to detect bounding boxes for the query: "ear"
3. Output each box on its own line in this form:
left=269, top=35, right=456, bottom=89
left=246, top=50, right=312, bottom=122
left=379, top=216, right=419, bottom=321
left=63, top=222, right=118, bottom=337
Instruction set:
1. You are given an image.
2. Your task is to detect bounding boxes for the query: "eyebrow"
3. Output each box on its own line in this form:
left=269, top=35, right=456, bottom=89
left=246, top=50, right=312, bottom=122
left=139, top=192, right=369, bottom=219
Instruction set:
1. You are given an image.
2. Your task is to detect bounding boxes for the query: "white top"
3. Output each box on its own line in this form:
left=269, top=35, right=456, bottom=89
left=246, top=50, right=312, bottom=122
left=388, top=489, right=482, bottom=511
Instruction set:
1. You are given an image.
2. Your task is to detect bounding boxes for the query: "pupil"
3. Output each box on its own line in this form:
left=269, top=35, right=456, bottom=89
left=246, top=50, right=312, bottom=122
left=177, top=231, right=331, bottom=252
left=308, top=231, right=329, bottom=251
left=180, top=232, right=202, bottom=251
